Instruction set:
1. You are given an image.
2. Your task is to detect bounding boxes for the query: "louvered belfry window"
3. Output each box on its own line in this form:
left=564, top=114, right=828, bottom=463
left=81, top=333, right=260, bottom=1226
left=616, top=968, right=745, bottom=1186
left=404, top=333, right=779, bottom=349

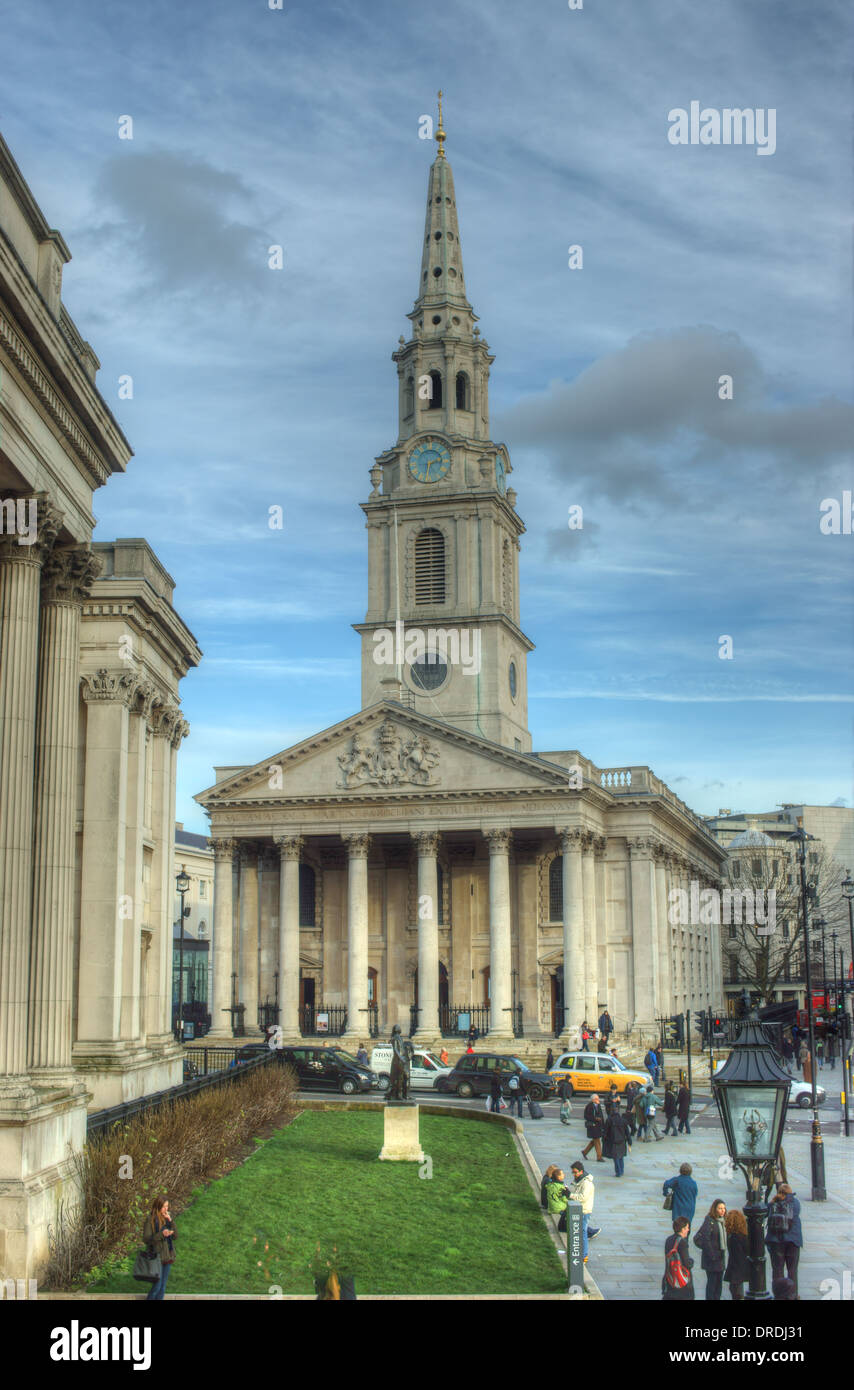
left=414, top=528, right=445, bottom=604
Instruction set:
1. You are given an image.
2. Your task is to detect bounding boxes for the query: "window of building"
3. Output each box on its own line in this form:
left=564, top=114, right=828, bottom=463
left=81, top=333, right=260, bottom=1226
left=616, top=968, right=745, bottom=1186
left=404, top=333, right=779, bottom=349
left=299, top=864, right=316, bottom=926
left=751, top=858, right=762, bottom=876
left=414, top=528, right=445, bottom=604
left=549, top=856, right=563, bottom=921
left=732, top=860, right=740, bottom=879
left=199, top=880, right=207, bottom=900
left=427, top=370, right=442, bottom=408
left=455, top=371, right=470, bottom=409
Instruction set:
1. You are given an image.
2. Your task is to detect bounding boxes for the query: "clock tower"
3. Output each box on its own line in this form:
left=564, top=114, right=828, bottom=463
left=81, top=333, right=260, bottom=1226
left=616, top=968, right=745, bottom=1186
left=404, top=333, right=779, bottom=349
left=356, top=96, right=534, bottom=751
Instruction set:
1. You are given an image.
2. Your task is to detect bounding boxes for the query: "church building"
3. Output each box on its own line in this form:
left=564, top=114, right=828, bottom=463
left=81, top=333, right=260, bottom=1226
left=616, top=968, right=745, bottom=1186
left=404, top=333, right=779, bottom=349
left=197, top=105, right=725, bottom=1051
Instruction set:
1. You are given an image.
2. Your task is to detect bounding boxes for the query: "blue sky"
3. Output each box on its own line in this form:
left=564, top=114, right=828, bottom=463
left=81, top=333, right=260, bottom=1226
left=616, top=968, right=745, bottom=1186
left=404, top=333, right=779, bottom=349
left=3, top=0, right=852, bottom=831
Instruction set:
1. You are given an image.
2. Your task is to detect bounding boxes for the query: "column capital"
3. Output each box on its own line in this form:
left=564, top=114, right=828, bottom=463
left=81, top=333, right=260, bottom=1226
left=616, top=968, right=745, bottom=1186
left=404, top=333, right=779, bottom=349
left=484, top=827, right=512, bottom=855
left=274, top=834, right=304, bottom=861
left=342, top=832, right=371, bottom=859
left=556, top=826, right=584, bottom=853
left=0, top=491, right=63, bottom=566
left=413, top=830, right=441, bottom=857
left=208, top=837, right=238, bottom=862
left=80, top=667, right=143, bottom=707
left=627, top=835, right=655, bottom=858
left=41, top=543, right=102, bottom=604
left=593, top=835, right=608, bottom=858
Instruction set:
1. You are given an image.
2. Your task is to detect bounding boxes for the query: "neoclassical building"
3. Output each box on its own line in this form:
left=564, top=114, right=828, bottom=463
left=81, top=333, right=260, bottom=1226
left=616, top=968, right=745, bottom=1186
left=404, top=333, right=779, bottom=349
left=0, top=135, right=198, bottom=1278
left=197, top=110, right=726, bottom=1050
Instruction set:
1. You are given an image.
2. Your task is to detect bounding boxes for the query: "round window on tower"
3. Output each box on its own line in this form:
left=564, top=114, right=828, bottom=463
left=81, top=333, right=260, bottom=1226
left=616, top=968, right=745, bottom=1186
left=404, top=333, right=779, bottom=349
left=509, top=661, right=518, bottom=701
left=409, top=654, right=449, bottom=692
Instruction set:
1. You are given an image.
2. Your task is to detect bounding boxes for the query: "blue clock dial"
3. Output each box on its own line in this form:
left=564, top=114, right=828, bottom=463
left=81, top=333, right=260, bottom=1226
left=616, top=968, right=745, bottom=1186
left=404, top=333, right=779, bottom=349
left=408, top=438, right=451, bottom=484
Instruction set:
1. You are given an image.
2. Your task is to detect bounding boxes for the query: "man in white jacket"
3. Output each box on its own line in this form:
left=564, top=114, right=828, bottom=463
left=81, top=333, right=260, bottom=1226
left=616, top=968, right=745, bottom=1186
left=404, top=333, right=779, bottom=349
left=569, top=1161, right=600, bottom=1262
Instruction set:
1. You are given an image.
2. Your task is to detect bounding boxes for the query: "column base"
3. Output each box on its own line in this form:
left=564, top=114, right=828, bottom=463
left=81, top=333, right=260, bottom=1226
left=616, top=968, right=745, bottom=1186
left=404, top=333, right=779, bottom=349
left=0, top=1087, right=88, bottom=1280
left=378, top=1102, right=425, bottom=1162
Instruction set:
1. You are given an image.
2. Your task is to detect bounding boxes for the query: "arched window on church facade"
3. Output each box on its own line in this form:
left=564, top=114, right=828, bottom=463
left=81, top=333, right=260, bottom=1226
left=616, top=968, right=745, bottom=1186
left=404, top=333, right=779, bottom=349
left=549, top=856, right=563, bottom=922
left=455, top=371, right=470, bottom=410
left=404, top=376, right=414, bottom=417
left=299, top=864, right=316, bottom=926
left=428, top=370, right=442, bottom=409
left=414, top=528, right=445, bottom=605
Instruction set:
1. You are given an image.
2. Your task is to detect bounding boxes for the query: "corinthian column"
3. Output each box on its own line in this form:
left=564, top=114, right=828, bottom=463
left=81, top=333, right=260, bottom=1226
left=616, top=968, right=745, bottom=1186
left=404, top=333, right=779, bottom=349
left=581, top=833, right=597, bottom=1022
left=413, top=831, right=441, bottom=1042
left=485, top=828, right=513, bottom=1042
left=558, top=828, right=584, bottom=1043
left=208, top=838, right=237, bottom=1038
left=29, top=545, right=101, bottom=1081
left=238, top=845, right=260, bottom=1035
left=275, top=835, right=303, bottom=1039
left=342, top=833, right=370, bottom=1043
left=653, top=845, right=672, bottom=1018
left=0, top=499, right=59, bottom=1085
left=628, top=837, right=659, bottom=1028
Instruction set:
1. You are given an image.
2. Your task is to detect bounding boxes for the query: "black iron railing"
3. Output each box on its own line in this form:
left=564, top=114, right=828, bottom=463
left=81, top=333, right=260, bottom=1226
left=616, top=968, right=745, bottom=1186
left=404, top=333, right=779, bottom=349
left=300, top=1004, right=348, bottom=1036
left=368, top=1003, right=379, bottom=1038
left=512, top=1004, right=524, bottom=1038
left=439, top=1004, right=491, bottom=1038
left=258, top=1000, right=280, bottom=1031
left=87, top=1050, right=276, bottom=1140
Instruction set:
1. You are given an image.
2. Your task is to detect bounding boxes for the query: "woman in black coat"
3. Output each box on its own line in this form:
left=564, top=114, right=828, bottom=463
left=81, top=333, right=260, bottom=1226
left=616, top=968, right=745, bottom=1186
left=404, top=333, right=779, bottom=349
left=693, top=1199, right=728, bottom=1300
left=581, top=1094, right=605, bottom=1161
left=724, top=1209, right=749, bottom=1299
left=603, top=1102, right=629, bottom=1177
left=662, top=1217, right=695, bottom=1300
left=677, top=1083, right=691, bottom=1134
left=663, top=1083, right=678, bottom=1136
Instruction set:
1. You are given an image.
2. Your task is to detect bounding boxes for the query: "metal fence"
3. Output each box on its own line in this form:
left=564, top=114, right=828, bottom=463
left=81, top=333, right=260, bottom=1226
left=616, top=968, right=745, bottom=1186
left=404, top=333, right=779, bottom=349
left=86, top=1050, right=276, bottom=1140
left=300, top=1004, right=348, bottom=1036
left=439, top=1004, right=491, bottom=1038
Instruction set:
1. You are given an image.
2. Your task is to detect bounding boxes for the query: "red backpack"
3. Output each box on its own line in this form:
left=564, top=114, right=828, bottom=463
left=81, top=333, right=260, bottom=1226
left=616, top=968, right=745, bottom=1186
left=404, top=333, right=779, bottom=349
left=665, top=1238, right=690, bottom=1289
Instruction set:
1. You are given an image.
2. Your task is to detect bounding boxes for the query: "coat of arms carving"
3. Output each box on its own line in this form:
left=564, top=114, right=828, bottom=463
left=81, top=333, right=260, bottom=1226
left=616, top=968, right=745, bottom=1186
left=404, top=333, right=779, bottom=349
left=337, top=720, right=440, bottom=788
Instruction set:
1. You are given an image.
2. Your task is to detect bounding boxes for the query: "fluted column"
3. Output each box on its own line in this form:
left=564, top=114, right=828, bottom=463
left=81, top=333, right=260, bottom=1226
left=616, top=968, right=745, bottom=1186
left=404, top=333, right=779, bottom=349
left=259, top=847, right=278, bottom=1007
left=238, top=845, right=260, bottom=1034
left=559, top=828, right=585, bottom=1040
left=594, top=837, right=608, bottom=1016
left=275, top=835, right=303, bottom=1038
left=209, top=838, right=237, bottom=1038
left=653, top=845, right=672, bottom=1018
left=413, top=831, right=441, bottom=1041
left=485, top=828, right=513, bottom=1041
left=628, top=837, right=658, bottom=1027
left=581, top=833, right=597, bottom=1022
left=343, top=833, right=370, bottom=1041
left=28, top=545, right=101, bottom=1079
left=0, top=502, right=58, bottom=1084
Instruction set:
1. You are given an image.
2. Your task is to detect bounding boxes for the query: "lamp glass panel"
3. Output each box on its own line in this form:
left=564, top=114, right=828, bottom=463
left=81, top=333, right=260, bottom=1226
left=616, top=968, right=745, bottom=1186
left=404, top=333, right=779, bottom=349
left=727, top=1085, right=783, bottom=1161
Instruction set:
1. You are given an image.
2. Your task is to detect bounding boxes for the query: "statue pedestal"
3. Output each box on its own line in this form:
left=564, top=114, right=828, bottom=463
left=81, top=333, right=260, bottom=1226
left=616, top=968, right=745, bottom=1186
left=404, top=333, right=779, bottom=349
left=378, top=1101, right=425, bottom=1162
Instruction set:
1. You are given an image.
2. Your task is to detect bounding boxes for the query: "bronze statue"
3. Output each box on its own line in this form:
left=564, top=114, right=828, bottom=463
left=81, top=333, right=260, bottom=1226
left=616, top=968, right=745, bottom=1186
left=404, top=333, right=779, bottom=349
left=387, top=1024, right=414, bottom=1102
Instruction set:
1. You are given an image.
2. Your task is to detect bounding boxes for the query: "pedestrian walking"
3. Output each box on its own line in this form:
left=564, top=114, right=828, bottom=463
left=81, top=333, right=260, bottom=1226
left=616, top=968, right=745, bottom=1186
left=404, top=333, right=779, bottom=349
left=662, top=1163, right=698, bottom=1229
left=663, top=1082, right=678, bottom=1135
left=545, top=1046, right=555, bottom=1071
left=693, top=1199, right=728, bottom=1301
left=766, top=1183, right=803, bottom=1297
left=582, top=1093, right=605, bottom=1161
left=356, top=1044, right=369, bottom=1066
left=677, top=1081, right=691, bottom=1135
left=559, top=1077, right=573, bottom=1125
left=642, top=1085, right=664, bottom=1141
left=605, top=1081, right=620, bottom=1118
left=634, top=1087, right=648, bottom=1141
left=644, top=1047, right=660, bottom=1086
left=580, top=1022, right=591, bottom=1052
left=489, top=1070, right=503, bottom=1114
left=655, top=1044, right=665, bottom=1081
left=781, top=1035, right=794, bottom=1074
left=507, top=1068, right=525, bottom=1118
left=598, top=1009, right=613, bottom=1040
left=816, top=1038, right=824, bottom=1070
left=544, top=1168, right=569, bottom=1232
left=724, top=1209, right=749, bottom=1299
left=798, top=1039, right=808, bottom=1076
left=603, top=1100, right=630, bottom=1177
left=142, top=1196, right=177, bottom=1301
left=569, top=1160, right=600, bottom=1261
left=662, top=1217, right=695, bottom=1300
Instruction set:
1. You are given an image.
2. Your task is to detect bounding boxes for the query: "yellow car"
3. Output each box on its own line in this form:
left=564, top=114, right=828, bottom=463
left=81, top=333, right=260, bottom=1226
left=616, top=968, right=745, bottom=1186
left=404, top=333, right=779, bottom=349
left=548, top=1051, right=654, bottom=1095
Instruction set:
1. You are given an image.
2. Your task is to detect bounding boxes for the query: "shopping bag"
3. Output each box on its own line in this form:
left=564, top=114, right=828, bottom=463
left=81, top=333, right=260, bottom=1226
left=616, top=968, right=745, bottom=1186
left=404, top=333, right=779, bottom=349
left=132, top=1246, right=162, bottom=1283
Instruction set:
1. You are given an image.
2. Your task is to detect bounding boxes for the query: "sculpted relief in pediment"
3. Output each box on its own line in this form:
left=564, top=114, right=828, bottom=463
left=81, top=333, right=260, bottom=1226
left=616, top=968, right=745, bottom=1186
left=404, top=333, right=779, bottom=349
left=337, top=719, right=440, bottom=789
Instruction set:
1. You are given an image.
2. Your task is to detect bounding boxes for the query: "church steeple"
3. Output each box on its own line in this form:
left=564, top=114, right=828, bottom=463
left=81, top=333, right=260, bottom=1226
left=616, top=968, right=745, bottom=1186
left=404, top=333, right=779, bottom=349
left=410, top=95, right=476, bottom=343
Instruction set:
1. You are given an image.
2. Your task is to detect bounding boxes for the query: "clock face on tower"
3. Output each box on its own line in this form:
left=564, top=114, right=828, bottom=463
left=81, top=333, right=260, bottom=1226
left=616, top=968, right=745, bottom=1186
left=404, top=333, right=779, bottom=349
left=408, top=437, right=451, bottom=484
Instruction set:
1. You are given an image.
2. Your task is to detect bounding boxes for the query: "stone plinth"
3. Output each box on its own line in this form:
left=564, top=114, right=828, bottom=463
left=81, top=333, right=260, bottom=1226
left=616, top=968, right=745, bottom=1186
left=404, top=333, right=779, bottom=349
left=378, top=1101, right=425, bottom=1162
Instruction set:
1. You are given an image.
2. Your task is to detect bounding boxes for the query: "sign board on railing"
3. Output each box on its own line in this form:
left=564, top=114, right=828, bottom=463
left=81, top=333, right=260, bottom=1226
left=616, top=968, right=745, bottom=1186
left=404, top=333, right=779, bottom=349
left=316, top=1012, right=329, bottom=1033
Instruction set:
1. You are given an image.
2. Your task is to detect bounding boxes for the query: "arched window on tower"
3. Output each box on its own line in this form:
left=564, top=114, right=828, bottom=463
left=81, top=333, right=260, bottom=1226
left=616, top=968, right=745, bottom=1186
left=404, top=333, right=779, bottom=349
left=549, top=856, right=563, bottom=922
left=414, top=528, right=445, bottom=605
left=455, top=371, right=470, bottom=410
left=404, top=377, right=414, bottom=417
left=428, top=370, right=442, bottom=409
left=299, top=864, right=316, bottom=926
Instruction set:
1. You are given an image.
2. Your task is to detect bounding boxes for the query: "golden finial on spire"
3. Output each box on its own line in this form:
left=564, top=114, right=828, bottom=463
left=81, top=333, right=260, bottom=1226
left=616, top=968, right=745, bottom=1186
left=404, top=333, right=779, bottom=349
left=436, top=89, right=447, bottom=156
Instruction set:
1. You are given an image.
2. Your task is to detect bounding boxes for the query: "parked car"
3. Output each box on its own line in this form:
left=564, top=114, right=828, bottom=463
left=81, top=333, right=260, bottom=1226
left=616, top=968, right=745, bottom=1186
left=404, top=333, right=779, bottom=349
left=790, top=1077, right=827, bottom=1108
left=436, top=1053, right=556, bottom=1102
left=548, top=1051, right=653, bottom=1096
left=369, top=1046, right=452, bottom=1091
left=277, top=1044, right=376, bottom=1095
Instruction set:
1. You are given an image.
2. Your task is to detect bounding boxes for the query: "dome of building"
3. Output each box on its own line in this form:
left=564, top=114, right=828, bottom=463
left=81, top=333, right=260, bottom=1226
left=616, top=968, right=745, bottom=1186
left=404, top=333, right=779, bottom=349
left=728, top=826, right=776, bottom=848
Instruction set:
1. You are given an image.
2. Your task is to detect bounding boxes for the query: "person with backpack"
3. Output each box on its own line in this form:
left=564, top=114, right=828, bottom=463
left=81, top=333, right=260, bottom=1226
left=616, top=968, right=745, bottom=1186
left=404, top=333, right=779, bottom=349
left=545, top=1168, right=570, bottom=1232
left=569, top=1160, right=600, bottom=1261
left=724, top=1209, right=749, bottom=1299
left=693, top=1199, right=729, bottom=1300
left=507, top=1068, right=525, bottom=1118
left=603, top=1099, right=630, bottom=1177
left=662, top=1217, right=695, bottom=1300
left=581, top=1094, right=605, bottom=1161
left=677, top=1081, right=692, bottom=1135
left=644, top=1047, right=660, bottom=1086
left=662, top=1163, right=698, bottom=1230
left=766, top=1183, right=803, bottom=1296
left=663, top=1082, right=678, bottom=1135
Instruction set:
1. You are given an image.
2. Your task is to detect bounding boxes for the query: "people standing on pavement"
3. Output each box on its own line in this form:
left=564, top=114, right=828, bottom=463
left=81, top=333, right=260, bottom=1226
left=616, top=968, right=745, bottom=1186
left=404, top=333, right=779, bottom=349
left=605, top=1081, right=620, bottom=1118
left=766, top=1183, right=803, bottom=1297
left=677, top=1081, right=692, bottom=1135
left=655, top=1044, right=665, bottom=1082
left=662, top=1217, right=695, bottom=1300
left=634, top=1086, right=648, bottom=1141
left=545, top=1168, right=570, bottom=1231
left=598, top=1009, right=613, bottom=1041
left=663, top=1082, right=678, bottom=1136
left=580, top=1022, right=591, bottom=1052
left=540, top=1163, right=559, bottom=1208
left=559, top=1077, right=573, bottom=1125
left=545, top=1046, right=554, bottom=1071
left=798, top=1038, right=809, bottom=1077
left=507, top=1067, right=525, bottom=1118
left=693, top=1199, right=729, bottom=1301
left=662, top=1163, right=698, bottom=1230
left=489, top=1069, right=503, bottom=1113
left=724, top=1209, right=749, bottom=1300
left=142, top=1196, right=177, bottom=1301
left=644, top=1046, right=660, bottom=1086
left=815, top=1037, right=824, bottom=1070
left=603, top=1099, right=630, bottom=1177
left=781, top=1035, right=794, bottom=1074
left=569, top=1160, right=600, bottom=1261
left=642, top=1085, right=664, bottom=1141
left=356, top=1044, right=369, bottom=1066
left=582, top=1093, right=605, bottom=1161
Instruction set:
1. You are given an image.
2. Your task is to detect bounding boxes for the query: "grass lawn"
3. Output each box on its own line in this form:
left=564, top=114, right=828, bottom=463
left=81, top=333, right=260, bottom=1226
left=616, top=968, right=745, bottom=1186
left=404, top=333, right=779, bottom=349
left=89, top=1109, right=566, bottom=1295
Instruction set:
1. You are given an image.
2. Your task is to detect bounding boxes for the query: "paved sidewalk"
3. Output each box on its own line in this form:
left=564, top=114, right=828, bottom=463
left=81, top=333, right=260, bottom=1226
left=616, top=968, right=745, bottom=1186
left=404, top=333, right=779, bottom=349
left=519, top=1099, right=853, bottom=1301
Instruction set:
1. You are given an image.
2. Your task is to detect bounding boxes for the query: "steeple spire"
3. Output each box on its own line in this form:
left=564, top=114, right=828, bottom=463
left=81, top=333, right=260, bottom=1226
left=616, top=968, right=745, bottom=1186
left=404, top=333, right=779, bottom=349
left=435, top=89, right=446, bottom=158
left=410, top=96, right=474, bottom=338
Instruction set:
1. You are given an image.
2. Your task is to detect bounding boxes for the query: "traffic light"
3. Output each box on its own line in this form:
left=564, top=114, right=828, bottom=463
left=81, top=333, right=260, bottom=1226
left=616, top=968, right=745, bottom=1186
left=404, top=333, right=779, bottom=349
left=695, top=1009, right=706, bottom=1036
left=713, top=1015, right=722, bottom=1033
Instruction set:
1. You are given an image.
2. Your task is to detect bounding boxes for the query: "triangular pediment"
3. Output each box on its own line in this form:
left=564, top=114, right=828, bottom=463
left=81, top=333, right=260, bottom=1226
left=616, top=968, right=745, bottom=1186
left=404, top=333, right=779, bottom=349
left=195, top=701, right=571, bottom=808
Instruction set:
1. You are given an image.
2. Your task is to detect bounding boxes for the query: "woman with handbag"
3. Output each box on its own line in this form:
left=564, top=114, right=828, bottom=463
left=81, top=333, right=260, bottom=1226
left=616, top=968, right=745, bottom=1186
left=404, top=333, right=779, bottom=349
left=662, top=1217, right=695, bottom=1300
left=142, top=1196, right=177, bottom=1300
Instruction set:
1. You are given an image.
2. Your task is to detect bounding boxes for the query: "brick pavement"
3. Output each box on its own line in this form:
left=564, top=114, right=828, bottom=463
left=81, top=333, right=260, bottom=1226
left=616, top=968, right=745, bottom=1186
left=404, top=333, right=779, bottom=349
left=519, top=1096, right=853, bottom=1301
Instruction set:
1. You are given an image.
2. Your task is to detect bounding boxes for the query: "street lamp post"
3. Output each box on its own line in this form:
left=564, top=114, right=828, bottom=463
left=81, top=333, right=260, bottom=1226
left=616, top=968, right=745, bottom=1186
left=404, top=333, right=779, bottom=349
left=175, top=864, right=191, bottom=1042
left=712, top=1011, right=791, bottom=1299
left=841, top=873, right=854, bottom=1054
left=787, top=826, right=826, bottom=1200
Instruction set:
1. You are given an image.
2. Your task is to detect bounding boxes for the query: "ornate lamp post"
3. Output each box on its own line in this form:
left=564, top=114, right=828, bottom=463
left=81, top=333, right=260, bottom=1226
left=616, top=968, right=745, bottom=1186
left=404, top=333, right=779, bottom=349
left=175, top=864, right=191, bottom=1041
left=787, top=826, right=826, bottom=1199
left=842, top=872, right=854, bottom=1050
left=712, top=1012, right=791, bottom=1299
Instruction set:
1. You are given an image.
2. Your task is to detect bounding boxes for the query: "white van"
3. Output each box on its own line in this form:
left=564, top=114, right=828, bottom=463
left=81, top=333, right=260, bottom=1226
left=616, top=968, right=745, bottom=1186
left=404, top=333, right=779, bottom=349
left=370, top=1046, right=452, bottom=1091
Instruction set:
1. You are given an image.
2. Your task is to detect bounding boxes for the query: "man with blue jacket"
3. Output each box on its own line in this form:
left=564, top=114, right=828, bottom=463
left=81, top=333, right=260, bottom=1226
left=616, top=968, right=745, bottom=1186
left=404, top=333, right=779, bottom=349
left=663, top=1163, right=699, bottom=1230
